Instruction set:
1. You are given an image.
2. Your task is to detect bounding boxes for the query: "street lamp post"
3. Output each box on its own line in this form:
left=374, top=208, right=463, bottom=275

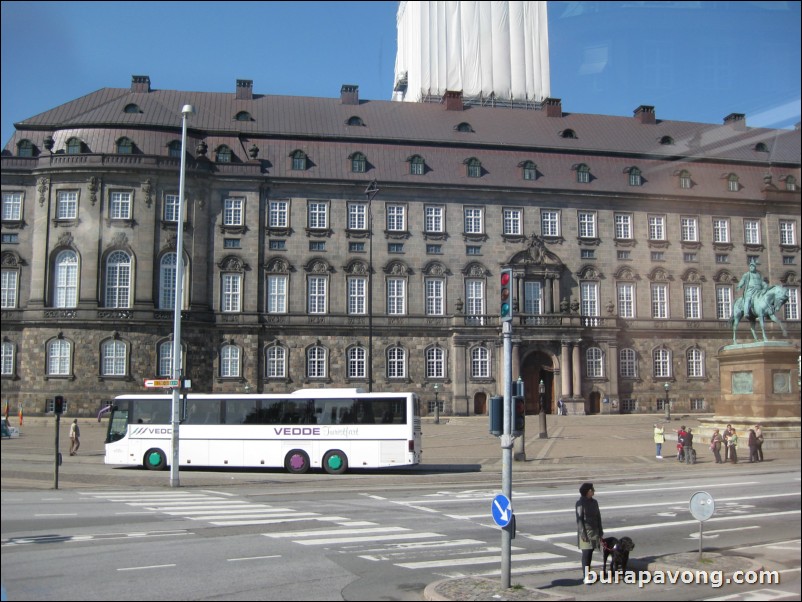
left=365, top=180, right=379, bottom=393
left=538, top=379, right=548, bottom=439
left=433, top=383, right=440, bottom=424
left=170, top=103, right=194, bottom=488
left=664, top=382, right=671, bottom=421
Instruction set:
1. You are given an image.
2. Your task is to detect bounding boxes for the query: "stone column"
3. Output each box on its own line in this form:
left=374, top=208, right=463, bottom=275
left=607, top=340, right=619, bottom=410
left=561, top=339, right=571, bottom=398
left=544, top=277, right=553, bottom=314
left=572, top=340, right=582, bottom=399
left=451, top=338, right=467, bottom=415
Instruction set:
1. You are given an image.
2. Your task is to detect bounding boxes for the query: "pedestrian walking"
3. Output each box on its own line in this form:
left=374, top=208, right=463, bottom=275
left=748, top=428, right=759, bottom=463
left=710, top=428, right=723, bottom=464
left=576, top=482, right=603, bottom=580
left=684, top=428, right=695, bottom=464
left=723, top=424, right=733, bottom=461
left=69, top=419, right=80, bottom=456
left=653, top=423, right=665, bottom=459
left=755, top=424, right=765, bottom=461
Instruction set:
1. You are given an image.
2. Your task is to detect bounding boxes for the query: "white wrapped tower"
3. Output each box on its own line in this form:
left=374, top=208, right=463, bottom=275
left=393, top=1, right=551, bottom=105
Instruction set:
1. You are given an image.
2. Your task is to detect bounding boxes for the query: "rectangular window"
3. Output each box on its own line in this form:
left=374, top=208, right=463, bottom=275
left=783, top=256, right=796, bottom=265
left=503, top=209, right=522, bottom=236
left=2, top=192, right=22, bottom=221
left=465, top=280, right=484, bottom=325
left=617, top=282, right=635, bottom=318
left=310, top=241, right=326, bottom=252
left=269, top=240, right=286, bottom=250
left=651, top=252, right=665, bottom=261
left=716, top=254, right=729, bottom=264
left=780, top=220, right=797, bottom=246
left=2, top=233, right=18, bottom=244
left=164, top=194, right=180, bottom=222
left=308, top=276, right=327, bottom=314
left=57, top=191, right=78, bottom=220
left=683, top=253, right=697, bottom=262
left=744, top=219, right=761, bottom=245
left=785, top=287, right=799, bottom=321
left=267, top=275, right=287, bottom=313
left=426, top=244, right=442, bottom=254
left=464, top=207, right=483, bottom=234
left=110, top=191, right=132, bottom=220
left=348, top=203, right=367, bottom=230
left=466, top=246, right=481, bottom=255
left=651, top=284, right=668, bottom=319
left=348, top=277, right=367, bottom=315
left=684, top=284, right=701, bottom=319
left=653, top=349, right=671, bottom=378
left=1, top=270, right=18, bottom=309
left=348, top=242, right=365, bottom=253
left=425, top=206, right=443, bottom=233
left=388, top=243, right=404, bottom=254
left=578, top=211, right=596, bottom=238
left=541, top=210, right=560, bottom=237
left=681, top=217, right=698, bottom=242
left=387, top=205, right=406, bottom=231
left=615, top=214, right=632, bottom=239
left=524, top=281, right=542, bottom=316
left=580, top=282, right=599, bottom=318
left=387, top=278, right=406, bottom=315
left=619, top=349, right=637, bottom=379
left=716, top=286, right=732, bottom=320
left=425, top=278, right=444, bottom=315
left=617, top=250, right=631, bottom=260
left=648, top=215, right=665, bottom=240
left=221, top=274, right=241, bottom=312
left=581, top=249, right=596, bottom=259
left=308, top=201, right=328, bottom=230
left=223, top=239, right=240, bottom=249
left=687, top=350, right=704, bottom=378
left=223, top=198, right=243, bottom=226
left=269, top=200, right=288, bottom=228
left=713, top=218, right=730, bottom=243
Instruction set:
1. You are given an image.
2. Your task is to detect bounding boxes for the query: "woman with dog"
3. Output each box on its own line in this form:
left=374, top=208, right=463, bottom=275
left=576, top=482, right=603, bottom=578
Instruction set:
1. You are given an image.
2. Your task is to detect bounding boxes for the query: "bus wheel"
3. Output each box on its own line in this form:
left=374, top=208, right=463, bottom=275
left=322, top=449, right=348, bottom=475
left=284, top=449, right=310, bottom=474
left=144, top=448, right=167, bottom=471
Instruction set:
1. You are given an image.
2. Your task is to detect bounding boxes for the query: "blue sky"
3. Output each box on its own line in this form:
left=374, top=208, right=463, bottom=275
left=2, top=1, right=800, bottom=146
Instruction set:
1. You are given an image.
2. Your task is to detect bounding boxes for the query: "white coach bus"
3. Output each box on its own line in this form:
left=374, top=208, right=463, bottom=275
left=104, top=388, right=421, bottom=474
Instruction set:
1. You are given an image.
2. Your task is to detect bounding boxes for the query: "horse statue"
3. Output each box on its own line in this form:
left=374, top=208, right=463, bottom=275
left=730, top=284, right=790, bottom=344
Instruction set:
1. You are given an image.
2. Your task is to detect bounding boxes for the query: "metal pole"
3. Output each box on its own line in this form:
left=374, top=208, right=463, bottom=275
left=365, top=181, right=379, bottom=393
left=538, top=379, right=548, bottom=439
left=171, top=104, right=194, bottom=488
left=54, top=413, right=60, bottom=490
left=501, top=321, right=513, bottom=589
left=664, top=383, right=670, bottom=421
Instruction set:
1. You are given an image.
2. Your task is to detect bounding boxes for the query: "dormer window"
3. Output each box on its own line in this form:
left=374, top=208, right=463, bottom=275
left=521, top=161, right=537, bottom=181
left=349, top=152, right=367, bottom=173
left=235, top=111, right=252, bottom=122
left=124, top=103, right=141, bottom=114
left=167, top=140, right=182, bottom=158
left=216, top=145, right=233, bottom=163
left=754, top=142, right=769, bottom=153
left=455, top=122, right=473, bottom=133
left=66, top=138, right=83, bottom=155
left=346, top=116, right=364, bottom=126
left=660, top=135, right=674, bottom=145
left=679, top=170, right=692, bottom=190
left=561, top=129, right=577, bottom=139
left=408, top=155, right=425, bottom=176
left=575, top=163, right=591, bottom=184
left=465, top=158, right=482, bottom=178
left=116, top=137, right=134, bottom=154
left=785, top=176, right=797, bottom=192
left=727, top=173, right=740, bottom=192
left=17, top=139, right=35, bottom=157
left=627, top=167, right=642, bottom=187
left=291, top=150, right=308, bottom=171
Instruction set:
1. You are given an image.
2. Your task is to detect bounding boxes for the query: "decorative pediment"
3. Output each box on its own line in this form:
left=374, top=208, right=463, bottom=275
left=647, top=267, right=672, bottom=282
left=304, top=258, right=333, bottom=274
left=218, top=256, right=248, bottom=272
left=681, top=269, right=706, bottom=283
left=510, top=233, right=563, bottom=267
left=107, top=232, right=129, bottom=250
left=461, top=262, right=489, bottom=278
left=383, top=260, right=412, bottom=276
left=713, top=269, right=737, bottom=284
left=613, top=266, right=639, bottom=281
left=576, top=265, right=603, bottom=280
left=422, top=261, right=450, bottom=277
left=56, top=231, right=75, bottom=249
left=779, top=271, right=799, bottom=286
left=343, top=259, right=370, bottom=275
left=265, top=258, right=291, bottom=274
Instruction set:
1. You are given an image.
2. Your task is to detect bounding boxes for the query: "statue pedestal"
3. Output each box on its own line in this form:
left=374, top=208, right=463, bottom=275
left=698, top=342, right=800, bottom=450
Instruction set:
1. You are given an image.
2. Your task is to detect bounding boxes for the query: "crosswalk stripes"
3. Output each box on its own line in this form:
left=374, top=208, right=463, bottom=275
left=82, top=490, right=579, bottom=577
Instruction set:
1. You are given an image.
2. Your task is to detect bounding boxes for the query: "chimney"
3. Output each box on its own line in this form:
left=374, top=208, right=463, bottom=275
left=131, top=75, right=151, bottom=93
left=444, top=90, right=463, bottom=111
left=544, top=97, right=562, bottom=118
left=634, top=105, right=656, bottom=124
left=236, top=79, right=253, bottom=100
left=341, top=84, right=359, bottom=105
left=723, top=113, right=747, bottom=130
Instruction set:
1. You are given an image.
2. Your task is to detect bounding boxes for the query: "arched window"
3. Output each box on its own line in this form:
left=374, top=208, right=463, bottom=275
left=466, top=158, right=482, bottom=178
left=347, top=116, right=364, bottom=126
left=167, top=140, right=182, bottom=158
left=47, top=338, right=71, bottom=376
left=266, top=345, right=287, bottom=378
left=619, top=348, right=638, bottom=378
left=54, top=250, right=78, bottom=308
left=17, top=139, right=35, bottom=157
left=387, top=346, right=406, bottom=379
left=1, top=341, right=16, bottom=376
left=235, top=111, right=252, bottom=121
left=307, top=346, right=327, bottom=379
left=220, top=344, right=241, bottom=378
left=679, top=170, right=692, bottom=189
left=66, top=138, right=83, bottom=155
left=409, top=155, right=425, bottom=175
left=576, top=164, right=591, bottom=184
left=456, top=122, right=473, bottom=133
left=124, top=103, right=141, bottom=114
left=785, top=176, right=797, bottom=192
left=470, top=346, right=490, bottom=379
left=291, top=150, right=307, bottom=171
left=350, top=152, right=366, bottom=173
left=116, top=137, right=134, bottom=155
left=101, top=339, right=127, bottom=376
left=522, top=161, right=537, bottom=181
left=660, top=136, right=674, bottom=145
left=347, top=346, right=367, bottom=379
left=586, top=347, right=604, bottom=378
left=105, top=250, right=131, bottom=308
left=157, top=340, right=174, bottom=377
left=687, top=348, right=704, bottom=378
left=653, top=348, right=672, bottom=378
left=216, top=146, right=233, bottom=163
left=628, top=167, right=642, bottom=187
left=159, top=253, right=187, bottom=310
left=754, top=142, right=769, bottom=153
left=561, top=129, right=577, bottom=139
left=727, top=174, right=740, bottom=192
left=425, top=346, right=445, bottom=379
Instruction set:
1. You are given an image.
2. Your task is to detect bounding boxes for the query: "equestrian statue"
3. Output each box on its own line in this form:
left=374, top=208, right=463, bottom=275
left=730, top=260, right=790, bottom=344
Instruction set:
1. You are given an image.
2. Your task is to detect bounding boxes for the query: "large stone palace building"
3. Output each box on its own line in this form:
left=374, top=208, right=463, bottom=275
left=1, top=75, right=800, bottom=418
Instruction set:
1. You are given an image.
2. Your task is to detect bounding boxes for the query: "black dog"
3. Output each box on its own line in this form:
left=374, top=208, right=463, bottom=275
left=602, top=536, right=635, bottom=573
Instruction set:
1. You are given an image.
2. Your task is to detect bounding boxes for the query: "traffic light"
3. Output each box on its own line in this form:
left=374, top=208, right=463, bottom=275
left=489, top=395, right=503, bottom=436
left=500, top=269, right=513, bottom=322
left=513, top=396, right=525, bottom=436
left=54, top=395, right=64, bottom=414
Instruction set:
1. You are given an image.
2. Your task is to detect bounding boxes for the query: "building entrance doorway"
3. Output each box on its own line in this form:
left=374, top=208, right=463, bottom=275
left=520, top=351, right=554, bottom=415
left=473, top=392, right=487, bottom=416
